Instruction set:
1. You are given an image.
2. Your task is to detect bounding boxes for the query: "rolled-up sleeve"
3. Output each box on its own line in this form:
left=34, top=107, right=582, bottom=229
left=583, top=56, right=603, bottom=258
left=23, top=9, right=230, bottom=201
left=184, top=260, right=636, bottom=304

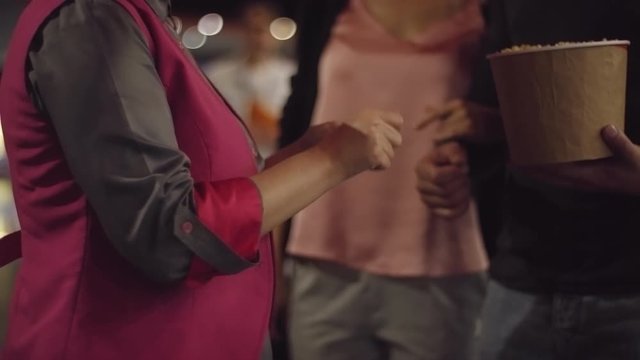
left=27, top=1, right=261, bottom=283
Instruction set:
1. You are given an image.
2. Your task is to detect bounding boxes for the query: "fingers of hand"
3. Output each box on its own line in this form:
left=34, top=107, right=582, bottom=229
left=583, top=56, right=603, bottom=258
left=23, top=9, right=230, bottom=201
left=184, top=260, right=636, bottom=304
left=348, top=110, right=377, bottom=133
left=370, top=132, right=394, bottom=170
left=418, top=155, right=467, bottom=185
left=430, top=165, right=467, bottom=185
left=415, top=156, right=469, bottom=207
left=432, top=203, right=470, bottom=219
left=434, top=109, right=473, bottom=143
left=379, top=111, right=404, bottom=132
left=380, top=121, right=403, bottom=148
left=429, top=142, right=467, bottom=168
left=416, top=99, right=463, bottom=130
left=417, top=175, right=468, bottom=198
left=420, top=183, right=470, bottom=209
left=417, top=111, right=446, bottom=130
left=602, top=125, right=640, bottom=166
left=366, top=113, right=403, bottom=170
left=350, top=110, right=403, bottom=136
left=418, top=172, right=471, bottom=219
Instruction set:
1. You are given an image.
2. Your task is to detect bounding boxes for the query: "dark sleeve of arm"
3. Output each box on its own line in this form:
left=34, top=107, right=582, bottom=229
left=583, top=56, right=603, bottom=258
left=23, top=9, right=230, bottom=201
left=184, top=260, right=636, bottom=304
left=28, top=2, right=261, bottom=283
left=465, top=0, right=512, bottom=255
left=278, top=0, right=320, bottom=148
left=278, top=0, right=346, bottom=148
left=468, top=0, right=511, bottom=106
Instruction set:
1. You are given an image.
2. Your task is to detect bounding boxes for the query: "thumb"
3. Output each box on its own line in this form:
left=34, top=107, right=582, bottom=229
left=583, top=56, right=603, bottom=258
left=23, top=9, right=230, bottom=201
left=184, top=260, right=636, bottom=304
left=602, top=125, right=640, bottom=164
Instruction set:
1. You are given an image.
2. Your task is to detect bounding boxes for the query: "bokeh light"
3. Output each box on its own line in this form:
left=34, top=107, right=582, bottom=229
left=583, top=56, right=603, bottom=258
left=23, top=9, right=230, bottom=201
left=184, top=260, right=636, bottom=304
left=269, top=17, right=297, bottom=41
left=198, top=13, right=224, bottom=36
left=182, top=26, right=207, bottom=49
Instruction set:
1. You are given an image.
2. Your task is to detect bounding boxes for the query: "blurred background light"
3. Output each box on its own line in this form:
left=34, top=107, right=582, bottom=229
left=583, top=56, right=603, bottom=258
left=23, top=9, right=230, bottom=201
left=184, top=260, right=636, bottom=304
left=198, top=13, right=224, bottom=36
left=269, top=17, right=296, bottom=41
left=182, top=26, right=207, bottom=49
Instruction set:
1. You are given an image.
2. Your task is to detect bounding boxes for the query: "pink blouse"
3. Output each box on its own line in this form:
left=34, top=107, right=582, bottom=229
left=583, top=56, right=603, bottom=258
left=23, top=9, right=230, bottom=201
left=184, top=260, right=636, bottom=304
left=288, top=0, right=489, bottom=277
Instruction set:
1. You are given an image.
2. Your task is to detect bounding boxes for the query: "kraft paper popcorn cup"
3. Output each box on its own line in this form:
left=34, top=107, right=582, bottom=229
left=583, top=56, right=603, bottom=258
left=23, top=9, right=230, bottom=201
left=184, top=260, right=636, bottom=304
left=488, top=40, right=629, bottom=164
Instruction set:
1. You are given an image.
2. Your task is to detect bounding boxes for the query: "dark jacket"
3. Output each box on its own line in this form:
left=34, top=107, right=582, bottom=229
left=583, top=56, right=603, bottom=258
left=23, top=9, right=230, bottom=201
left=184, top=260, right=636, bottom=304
left=470, top=0, right=640, bottom=294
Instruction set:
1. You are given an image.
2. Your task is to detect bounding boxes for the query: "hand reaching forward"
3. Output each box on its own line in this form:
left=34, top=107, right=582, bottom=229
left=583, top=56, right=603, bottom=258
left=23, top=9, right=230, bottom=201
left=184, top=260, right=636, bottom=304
left=318, top=109, right=404, bottom=177
left=417, top=100, right=503, bottom=144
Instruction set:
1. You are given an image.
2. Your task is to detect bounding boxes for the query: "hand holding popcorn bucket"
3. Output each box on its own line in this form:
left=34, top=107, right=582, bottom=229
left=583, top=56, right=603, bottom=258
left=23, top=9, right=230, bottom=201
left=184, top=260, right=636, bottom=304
left=488, top=40, right=630, bottom=165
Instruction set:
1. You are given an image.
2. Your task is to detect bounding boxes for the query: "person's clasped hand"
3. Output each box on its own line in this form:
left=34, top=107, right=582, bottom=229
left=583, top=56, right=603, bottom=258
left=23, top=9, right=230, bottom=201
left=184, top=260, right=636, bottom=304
left=413, top=98, right=498, bottom=220
left=415, top=141, right=471, bottom=219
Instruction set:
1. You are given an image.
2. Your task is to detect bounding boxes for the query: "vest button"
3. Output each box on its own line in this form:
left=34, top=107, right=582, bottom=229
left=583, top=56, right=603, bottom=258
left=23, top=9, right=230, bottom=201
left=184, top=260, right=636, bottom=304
left=181, top=221, right=194, bottom=235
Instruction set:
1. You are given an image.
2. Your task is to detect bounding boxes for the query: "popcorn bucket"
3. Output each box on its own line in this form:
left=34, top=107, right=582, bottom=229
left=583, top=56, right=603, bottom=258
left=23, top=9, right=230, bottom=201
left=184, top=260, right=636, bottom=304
left=488, top=40, right=629, bottom=164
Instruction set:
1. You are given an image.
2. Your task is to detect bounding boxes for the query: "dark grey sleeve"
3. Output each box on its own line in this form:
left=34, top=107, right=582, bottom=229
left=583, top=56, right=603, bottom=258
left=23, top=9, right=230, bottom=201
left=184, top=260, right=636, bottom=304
left=27, top=1, right=253, bottom=283
left=0, top=156, right=10, bottom=178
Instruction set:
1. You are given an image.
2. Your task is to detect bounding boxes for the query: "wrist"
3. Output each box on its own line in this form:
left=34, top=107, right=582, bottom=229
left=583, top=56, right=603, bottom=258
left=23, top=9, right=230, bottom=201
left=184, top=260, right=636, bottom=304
left=265, top=136, right=313, bottom=169
left=309, top=141, right=359, bottom=182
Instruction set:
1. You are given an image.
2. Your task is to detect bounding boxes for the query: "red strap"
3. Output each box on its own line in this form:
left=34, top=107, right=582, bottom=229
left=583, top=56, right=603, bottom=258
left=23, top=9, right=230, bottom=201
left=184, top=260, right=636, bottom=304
left=0, top=231, right=22, bottom=267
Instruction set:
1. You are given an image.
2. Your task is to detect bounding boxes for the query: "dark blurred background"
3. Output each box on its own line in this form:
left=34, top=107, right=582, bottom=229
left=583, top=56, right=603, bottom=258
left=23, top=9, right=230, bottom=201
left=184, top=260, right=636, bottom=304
left=173, top=0, right=295, bottom=16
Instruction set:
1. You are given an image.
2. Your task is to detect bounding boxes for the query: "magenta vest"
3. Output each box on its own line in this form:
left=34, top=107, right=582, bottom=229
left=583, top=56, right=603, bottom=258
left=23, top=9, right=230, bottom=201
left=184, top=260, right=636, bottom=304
left=0, top=0, right=273, bottom=359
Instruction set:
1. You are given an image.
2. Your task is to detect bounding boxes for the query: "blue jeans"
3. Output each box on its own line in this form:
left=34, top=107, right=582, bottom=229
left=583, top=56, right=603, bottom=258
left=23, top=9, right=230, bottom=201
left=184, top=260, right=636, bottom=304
left=480, top=281, right=640, bottom=360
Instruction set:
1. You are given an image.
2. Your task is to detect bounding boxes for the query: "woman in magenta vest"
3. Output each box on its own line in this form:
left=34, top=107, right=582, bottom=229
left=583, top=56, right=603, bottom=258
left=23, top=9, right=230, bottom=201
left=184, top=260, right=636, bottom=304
left=0, top=0, right=403, bottom=359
